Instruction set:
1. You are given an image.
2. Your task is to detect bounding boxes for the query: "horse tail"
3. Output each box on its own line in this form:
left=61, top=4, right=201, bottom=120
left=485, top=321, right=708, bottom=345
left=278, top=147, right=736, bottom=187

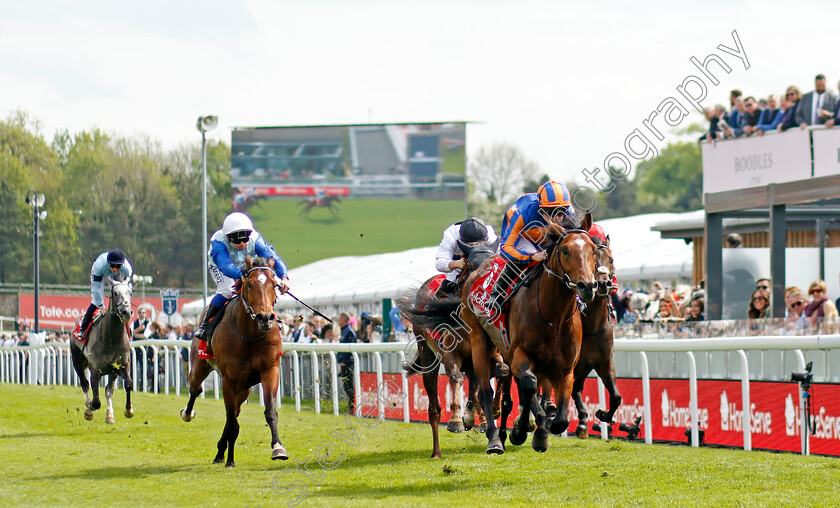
left=396, top=288, right=463, bottom=334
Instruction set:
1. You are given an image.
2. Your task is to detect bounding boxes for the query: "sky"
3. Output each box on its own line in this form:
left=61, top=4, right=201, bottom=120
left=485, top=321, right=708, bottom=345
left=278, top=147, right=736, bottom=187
left=1, top=0, right=836, bottom=184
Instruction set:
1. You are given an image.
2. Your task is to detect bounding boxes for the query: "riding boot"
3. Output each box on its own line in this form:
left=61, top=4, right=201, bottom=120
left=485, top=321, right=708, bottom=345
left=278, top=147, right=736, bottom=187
left=435, top=279, right=458, bottom=299
left=487, top=262, right=523, bottom=312
left=195, top=304, right=224, bottom=353
left=77, top=303, right=97, bottom=340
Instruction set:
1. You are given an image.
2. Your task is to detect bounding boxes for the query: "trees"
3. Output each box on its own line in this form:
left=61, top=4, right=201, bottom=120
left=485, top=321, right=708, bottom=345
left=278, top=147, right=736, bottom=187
left=467, top=143, right=542, bottom=229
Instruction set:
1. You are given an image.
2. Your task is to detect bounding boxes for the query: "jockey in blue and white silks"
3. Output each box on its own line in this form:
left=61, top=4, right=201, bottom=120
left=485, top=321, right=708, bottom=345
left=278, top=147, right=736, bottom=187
left=75, top=249, right=133, bottom=339
left=194, top=212, right=290, bottom=343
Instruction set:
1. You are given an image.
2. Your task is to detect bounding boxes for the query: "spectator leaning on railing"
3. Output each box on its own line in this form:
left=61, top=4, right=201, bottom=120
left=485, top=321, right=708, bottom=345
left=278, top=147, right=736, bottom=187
left=779, top=86, right=801, bottom=131
left=748, top=288, right=770, bottom=319
left=795, top=74, right=837, bottom=128
left=738, top=96, right=763, bottom=136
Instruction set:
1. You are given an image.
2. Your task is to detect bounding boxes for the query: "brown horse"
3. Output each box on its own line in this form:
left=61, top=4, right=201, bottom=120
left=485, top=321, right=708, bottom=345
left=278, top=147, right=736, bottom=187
left=571, top=234, right=622, bottom=438
left=298, top=195, right=340, bottom=218
left=180, top=256, right=288, bottom=467
left=399, top=241, right=506, bottom=458
left=464, top=212, right=596, bottom=454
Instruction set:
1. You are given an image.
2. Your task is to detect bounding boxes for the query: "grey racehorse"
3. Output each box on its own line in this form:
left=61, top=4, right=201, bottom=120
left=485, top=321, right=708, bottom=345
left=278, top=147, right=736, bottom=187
left=70, top=279, right=135, bottom=424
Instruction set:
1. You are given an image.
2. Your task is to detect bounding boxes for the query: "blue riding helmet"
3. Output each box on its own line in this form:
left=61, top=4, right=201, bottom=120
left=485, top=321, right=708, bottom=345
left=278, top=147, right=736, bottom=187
left=107, top=249, right=126, bottom=266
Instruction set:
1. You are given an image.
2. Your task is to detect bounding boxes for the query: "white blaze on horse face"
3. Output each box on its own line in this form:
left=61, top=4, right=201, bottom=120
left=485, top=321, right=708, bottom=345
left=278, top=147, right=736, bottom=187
left=572, top=238, right=587, bottom=250
left=258, top=273, right=267, bottom=285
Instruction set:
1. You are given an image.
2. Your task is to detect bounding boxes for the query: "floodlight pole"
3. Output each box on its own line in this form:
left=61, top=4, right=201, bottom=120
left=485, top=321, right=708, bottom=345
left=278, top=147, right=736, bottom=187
left=197, top=115, right=217, bottom=308
left=26, top=190, right=44, bottom=333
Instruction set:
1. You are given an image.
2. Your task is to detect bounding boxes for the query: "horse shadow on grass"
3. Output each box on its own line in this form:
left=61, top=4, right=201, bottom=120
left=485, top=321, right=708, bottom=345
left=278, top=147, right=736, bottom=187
left=0, top=432, right=52, bottom=440
left=40, top=464, right=197, bottom=481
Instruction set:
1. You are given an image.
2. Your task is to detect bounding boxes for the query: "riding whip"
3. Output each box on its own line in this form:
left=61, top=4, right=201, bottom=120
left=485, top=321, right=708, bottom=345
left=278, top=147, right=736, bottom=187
left=284, top=291, right=333, bottom=323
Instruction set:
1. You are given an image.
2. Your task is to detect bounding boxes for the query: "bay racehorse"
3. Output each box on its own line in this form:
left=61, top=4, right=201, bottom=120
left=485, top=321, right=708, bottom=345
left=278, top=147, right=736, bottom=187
left=465, top=212, right=596, bottom=453
left=298, top=195, right=340, bottom=218
left=571, top=233, right=622, bottom=437
left=180, top=256, right=288, bottom=467
left=70, top=279, right=135, bottom=424
left=399, top=241, right=508, bottom=458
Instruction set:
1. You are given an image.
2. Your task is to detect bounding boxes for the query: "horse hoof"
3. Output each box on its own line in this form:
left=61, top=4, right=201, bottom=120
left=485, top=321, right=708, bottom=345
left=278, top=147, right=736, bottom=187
left=213, top=457, right=224, bottom=464
left=225, top=462, right=235, bottom=468
left=84, top=410, right=94, bottom=421
left=91, top=400, right=101, bottom=410
left=532, top=428, right=549, bottom=452
left=486, top=438, right=504, bottom=455
left=272, top=444, right=289, bottom=461
left=549, top=419, right=569, bottom=435
left=180, top=409, right=195, bottom=422
left=595, top=409, right=611, bottom=424
left=105, top=414, right=115, bottom=425
left=575, top=424, right=589, bottom=439
left=463, top=412, right=475, bottom=430
left=509, top=427, right=527, bottom=446
left=125, top=408, right=135, bottom=419
left=447, top=420, right=465, bottom=433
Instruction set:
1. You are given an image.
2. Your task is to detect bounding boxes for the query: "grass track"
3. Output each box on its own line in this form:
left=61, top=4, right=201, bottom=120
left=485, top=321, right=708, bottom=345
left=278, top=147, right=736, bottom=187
left=1, top=384, right=839, bottom=507
left=248, top=198, right=465, bottom=269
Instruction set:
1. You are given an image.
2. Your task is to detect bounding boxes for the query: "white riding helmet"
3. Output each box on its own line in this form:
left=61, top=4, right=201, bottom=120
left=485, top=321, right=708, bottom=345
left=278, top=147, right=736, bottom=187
left=222, top=212, right=254, bottom=235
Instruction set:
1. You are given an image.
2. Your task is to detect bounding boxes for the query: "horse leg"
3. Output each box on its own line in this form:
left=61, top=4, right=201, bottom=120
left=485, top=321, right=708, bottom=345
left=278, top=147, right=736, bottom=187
left=594, top=362, right=623, bottom=425
left=120, top=365, right=134, bottom=418
left=70, top=344, right=94, bottom=421
left=261, top=367, right=289, bottom=461
left=571, top=370, right=589, bottom=439
left=90, top=370, right=102, bottom=412
left=104, top=374, right=116, bottom=424
left=444, top=359, right=465, bottom=433
left=541, top=378, right=556, bottom=424
left=422, top=367, right=442, bottom=458
left=181, top=355, right=212, bottom=422
left=549, top=371, right=576, bottom=435
left=216, top=382, right=240, bottom=467
left=509, top=350, right=537, bottom=447
left=470, top=331, right=502, bottom=454
left=498, top=375, right=513, bottom=449
left=463, top=371, right=477, bottom=431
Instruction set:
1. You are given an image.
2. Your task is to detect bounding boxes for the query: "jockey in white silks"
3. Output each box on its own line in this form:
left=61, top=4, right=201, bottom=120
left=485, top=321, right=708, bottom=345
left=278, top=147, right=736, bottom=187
left=194, top=212, right=290, bottom=351
left=433, top=217, right=498, bottom=298
left=75, top=249, right=133, bottom=340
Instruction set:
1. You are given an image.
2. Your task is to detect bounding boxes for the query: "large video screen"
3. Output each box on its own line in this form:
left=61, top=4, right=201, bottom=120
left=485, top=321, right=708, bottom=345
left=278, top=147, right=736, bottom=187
left=230, top=122, right=467, bottom=268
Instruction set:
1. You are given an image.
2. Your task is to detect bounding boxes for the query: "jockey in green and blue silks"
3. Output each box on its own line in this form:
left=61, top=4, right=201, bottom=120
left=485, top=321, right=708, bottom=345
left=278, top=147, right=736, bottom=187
left=75, top=249, right=133, bottom=339
left=194, top=212, right=290, bottom=343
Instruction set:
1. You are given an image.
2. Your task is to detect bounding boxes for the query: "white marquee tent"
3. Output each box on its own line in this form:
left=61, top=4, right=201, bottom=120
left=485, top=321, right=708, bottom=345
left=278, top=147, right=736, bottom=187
left=182, top=212, right=694, bottom=317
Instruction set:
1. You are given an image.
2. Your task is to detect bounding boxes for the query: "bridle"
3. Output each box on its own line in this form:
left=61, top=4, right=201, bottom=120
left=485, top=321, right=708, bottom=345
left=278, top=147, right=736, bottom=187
left=224, top=266, right=277, bottom=341
left=542, top=229, right=592, bottom=291
left=594, top=243, right=617, bottom=291
left=110, top=281, right=132, bottom=323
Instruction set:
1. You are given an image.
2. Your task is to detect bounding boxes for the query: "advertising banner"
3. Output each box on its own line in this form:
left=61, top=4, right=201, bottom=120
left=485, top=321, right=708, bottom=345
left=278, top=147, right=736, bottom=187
left=18, top=293, right=186, bottom=329
left=702, top=130, right=811, bottom=194
left=360, top=373, right=840, bottom=456
left=811, top=128, right=840, bottom=178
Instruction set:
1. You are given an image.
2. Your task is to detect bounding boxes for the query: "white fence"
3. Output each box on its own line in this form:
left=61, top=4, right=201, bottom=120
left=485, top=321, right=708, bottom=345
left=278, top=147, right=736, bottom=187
left=2, top=335, right=839, bottom=456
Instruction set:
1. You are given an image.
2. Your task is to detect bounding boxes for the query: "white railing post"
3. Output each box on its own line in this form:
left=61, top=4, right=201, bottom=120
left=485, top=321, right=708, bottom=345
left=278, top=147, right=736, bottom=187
left=794, top=349, right=808, bottom=455
left=259, top=383, right=265, bottom=407
left=737, top=350, right=752, bottom=451
left=597, top=375, right=607, bottom=440
left=374, top=352, right=384, bottom=421
left=329, top=351, right=339, bottom=416
left=163, top=346, right=170, bottom=396
left=352, top=351, right=361, bottom=417
left=291, top=351, right=301, bottom=412
left=398, top=351, right=410, bottom=423
left=311, top=352, right=320, bottom=415
left=686, top=351, right=699, bottom=447
left=213, top=371, right=220, bottom=400
left=639, top=351, right=652, bottom=444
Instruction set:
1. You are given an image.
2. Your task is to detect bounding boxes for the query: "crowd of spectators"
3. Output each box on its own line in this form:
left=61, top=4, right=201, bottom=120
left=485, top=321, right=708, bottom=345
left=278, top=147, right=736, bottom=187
left=701, top=74, right=840, bottom=143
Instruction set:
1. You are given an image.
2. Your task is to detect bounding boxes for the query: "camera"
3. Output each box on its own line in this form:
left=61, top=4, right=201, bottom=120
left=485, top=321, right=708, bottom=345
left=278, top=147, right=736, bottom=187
left=791, top=361, right=813, bottom=390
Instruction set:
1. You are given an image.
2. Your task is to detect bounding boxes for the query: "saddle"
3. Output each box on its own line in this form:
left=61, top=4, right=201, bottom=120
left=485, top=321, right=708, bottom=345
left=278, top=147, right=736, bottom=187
left=468, top=257, right=539, bottom=348
left=72, top=309, right=103, bottom=344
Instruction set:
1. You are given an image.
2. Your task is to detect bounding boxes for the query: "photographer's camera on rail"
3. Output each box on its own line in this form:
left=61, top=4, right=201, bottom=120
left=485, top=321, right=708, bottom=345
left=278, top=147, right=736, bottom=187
left=791, top=361, right=813, bottom=389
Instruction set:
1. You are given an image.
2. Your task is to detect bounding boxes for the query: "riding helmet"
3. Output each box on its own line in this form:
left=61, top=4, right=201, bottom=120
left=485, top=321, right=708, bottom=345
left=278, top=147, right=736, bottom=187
left=537, top=181, right=572, bottom=208
left=107, top=249, right=126, bottom=266
left=459, top=217, right=488, bottom=243
left=222, top=212, right=254, bottom=235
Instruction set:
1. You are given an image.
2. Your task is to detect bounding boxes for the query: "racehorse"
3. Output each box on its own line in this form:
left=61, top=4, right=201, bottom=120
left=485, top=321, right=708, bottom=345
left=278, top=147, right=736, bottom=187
left=399, top=241, right=507, bottom=458
left=180, top=256, right=288, bottom=467
left=465, top=212, right=596, bottom=453
left=298, top=195, right=340, bottom=218
left=70, top=279, right=135, bottom=424
left=571, top=234, right=622, bottom=438
left=233, top=192, right=266, bottom=213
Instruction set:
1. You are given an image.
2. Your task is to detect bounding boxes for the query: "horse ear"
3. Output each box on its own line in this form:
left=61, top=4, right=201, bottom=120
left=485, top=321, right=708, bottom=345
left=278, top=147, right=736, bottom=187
left=604, top=234, right=611, bottom=248
left=245, top=255, right=252, bottom=271
left=581, top=212, right=592, bottom=232
left=457, top=239, right=472, bottom=256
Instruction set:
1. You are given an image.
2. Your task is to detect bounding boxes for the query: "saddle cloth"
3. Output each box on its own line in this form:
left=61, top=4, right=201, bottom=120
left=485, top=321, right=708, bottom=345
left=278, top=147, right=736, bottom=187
left=72, top=309, right=102, bottom=344
left=467, top=257, right=538, bottom=349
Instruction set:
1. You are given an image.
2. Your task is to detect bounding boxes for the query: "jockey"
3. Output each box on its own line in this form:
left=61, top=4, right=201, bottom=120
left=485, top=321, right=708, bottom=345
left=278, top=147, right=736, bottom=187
left=194, top=212, right=290, bottom=350
left=486, top=180, right=576, bottom=310
left=75, top=249, right=133, bottom=340
left=434, top=217, right=498, bottom=298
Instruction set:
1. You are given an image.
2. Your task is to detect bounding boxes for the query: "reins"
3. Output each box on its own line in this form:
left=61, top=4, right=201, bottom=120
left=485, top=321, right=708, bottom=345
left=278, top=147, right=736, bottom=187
left=535, top=229, right=590, bottom=327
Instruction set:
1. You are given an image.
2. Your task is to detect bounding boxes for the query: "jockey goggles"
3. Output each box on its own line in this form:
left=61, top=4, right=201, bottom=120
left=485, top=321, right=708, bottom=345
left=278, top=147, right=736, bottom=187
left=227, top=231, right=251, bottom=244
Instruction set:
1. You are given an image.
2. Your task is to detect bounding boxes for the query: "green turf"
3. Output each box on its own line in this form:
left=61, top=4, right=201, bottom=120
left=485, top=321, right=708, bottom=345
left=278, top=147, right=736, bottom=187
left=248, top=198, right=466, bottom=269
left=1, top=384, right=839, bottom=507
